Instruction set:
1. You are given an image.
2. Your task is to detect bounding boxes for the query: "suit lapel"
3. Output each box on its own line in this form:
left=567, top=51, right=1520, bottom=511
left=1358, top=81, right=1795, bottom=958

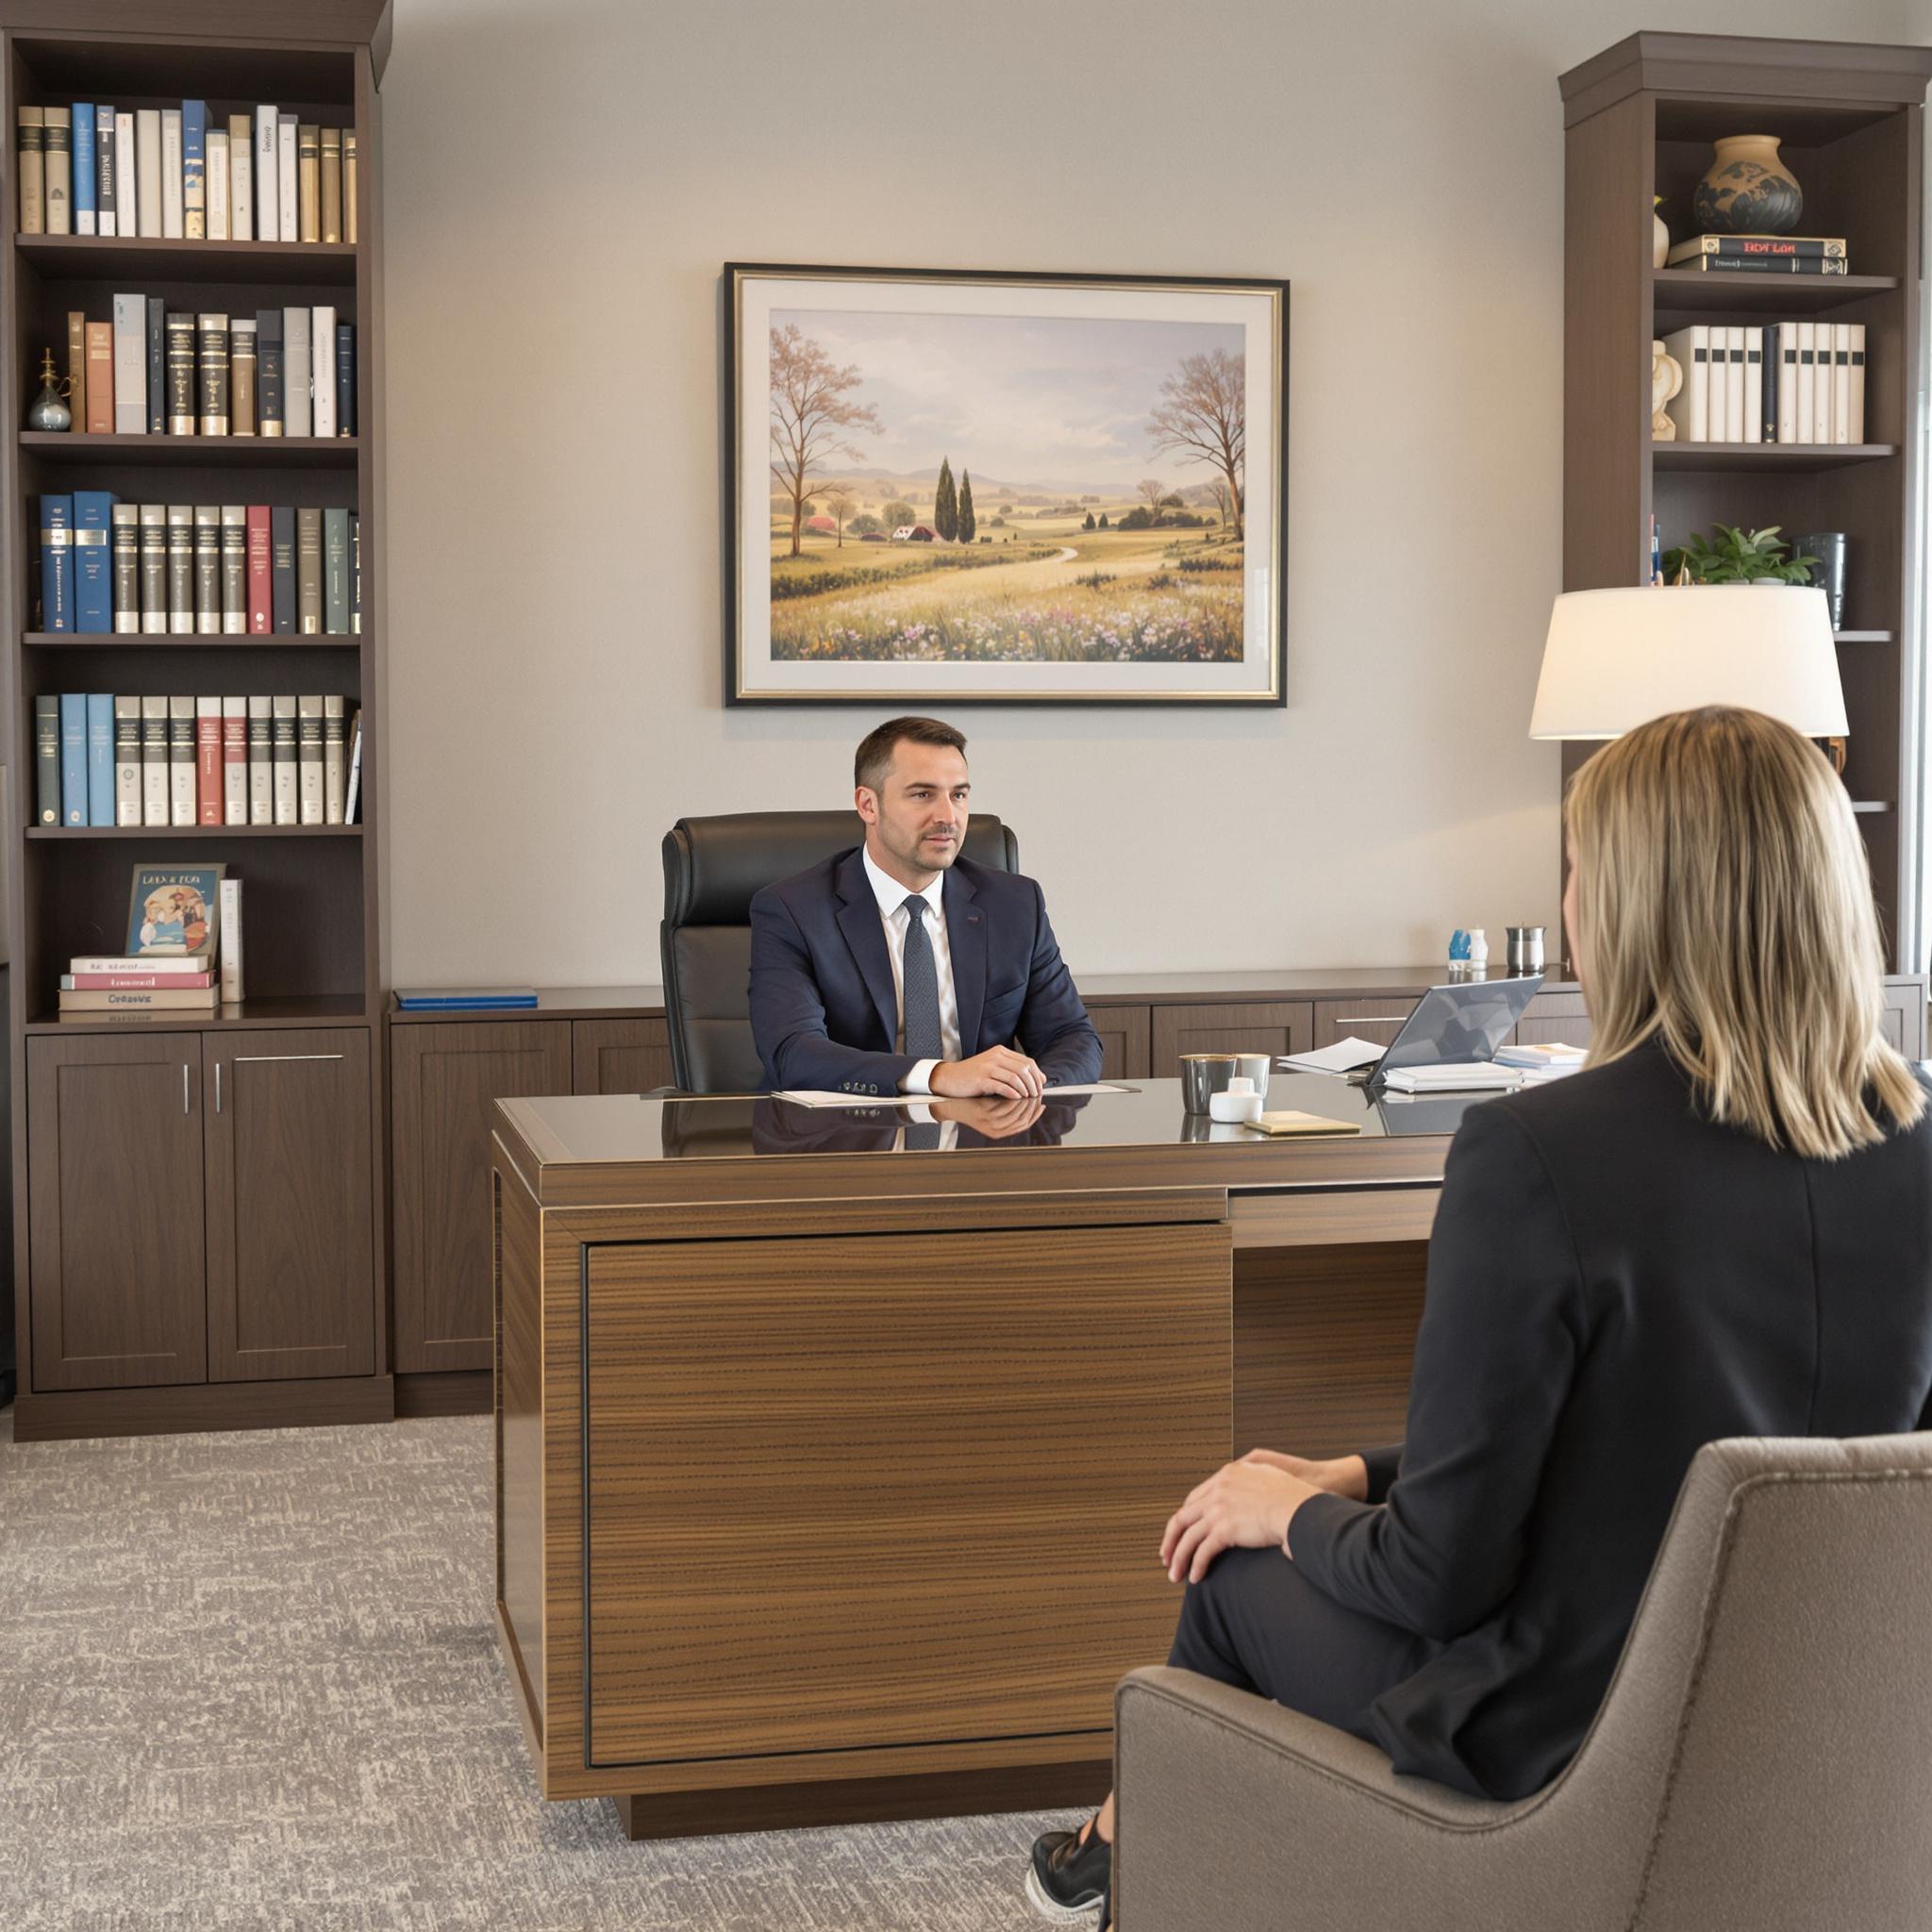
left=944, top=866, right=987, bottom=1055
left=835, top=849, right=901, bottom=1048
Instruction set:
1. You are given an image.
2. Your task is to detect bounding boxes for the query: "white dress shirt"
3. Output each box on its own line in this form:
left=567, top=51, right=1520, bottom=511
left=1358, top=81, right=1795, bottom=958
left=861, top=844, right=962, bottom=1093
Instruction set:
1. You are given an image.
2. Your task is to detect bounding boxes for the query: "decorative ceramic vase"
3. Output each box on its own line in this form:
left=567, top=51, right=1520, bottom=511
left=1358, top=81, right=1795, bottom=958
left=1651, top=339, right=1682, bottom=441
left=25, top=348, right=71, bottom=430
left=1653, top=196, right=1669, bottom=270
left=1693, top=134, right=1802, bottom=235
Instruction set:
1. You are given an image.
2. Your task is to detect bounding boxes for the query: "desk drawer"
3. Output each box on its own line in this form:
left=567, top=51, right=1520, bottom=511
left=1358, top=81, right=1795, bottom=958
left=1150, top=1000, right=1312, bottom=1071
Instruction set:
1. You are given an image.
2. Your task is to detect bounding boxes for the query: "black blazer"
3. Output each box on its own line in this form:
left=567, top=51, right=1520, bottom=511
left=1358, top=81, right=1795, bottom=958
left=1288, top=1038, right=1932, bottom=1800
left=747, top=847, right=1103, bottom=1094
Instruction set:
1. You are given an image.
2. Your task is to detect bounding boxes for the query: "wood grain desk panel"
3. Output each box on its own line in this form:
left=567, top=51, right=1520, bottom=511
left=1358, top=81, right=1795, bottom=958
left=582, top=1224, right=1229, bottom=1768
left=1231, top=1185, right=1441, bottom=1249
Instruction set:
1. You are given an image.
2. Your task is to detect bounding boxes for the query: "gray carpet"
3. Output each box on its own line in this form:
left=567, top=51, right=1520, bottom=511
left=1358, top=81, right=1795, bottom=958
left=0, top=1407, right=1083, bottom=1930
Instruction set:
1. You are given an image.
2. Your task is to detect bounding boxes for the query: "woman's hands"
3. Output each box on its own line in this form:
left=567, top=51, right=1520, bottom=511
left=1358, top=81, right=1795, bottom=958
left=1158, top=1450, right=1370, bottom=1585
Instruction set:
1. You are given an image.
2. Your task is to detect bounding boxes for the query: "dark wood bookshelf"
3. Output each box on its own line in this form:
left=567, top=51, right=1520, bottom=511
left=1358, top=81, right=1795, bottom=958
left=2, top=0, right=391, bottom=1440
left=1560, top=30, right=1932, bottom=973
left=17, top=233, right=357, bottom=285
left=23, top=432, right=357, bottom=468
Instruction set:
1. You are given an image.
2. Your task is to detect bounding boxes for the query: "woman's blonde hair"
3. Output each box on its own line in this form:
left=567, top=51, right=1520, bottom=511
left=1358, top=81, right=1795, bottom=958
left=1565, top=705, right=1924, bottom=1158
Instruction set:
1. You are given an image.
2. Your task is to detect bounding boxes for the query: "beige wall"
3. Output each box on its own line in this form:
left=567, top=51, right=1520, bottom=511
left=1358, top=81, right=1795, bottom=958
left=380, top=0, right=1914, bottom=987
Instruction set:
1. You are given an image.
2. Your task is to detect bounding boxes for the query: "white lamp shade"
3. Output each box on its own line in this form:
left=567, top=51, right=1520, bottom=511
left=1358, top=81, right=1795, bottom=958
left=1528, top=586, right=1847, bottom=740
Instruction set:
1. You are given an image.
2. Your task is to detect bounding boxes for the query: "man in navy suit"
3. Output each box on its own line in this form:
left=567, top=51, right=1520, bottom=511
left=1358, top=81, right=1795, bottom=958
left=749, top=717, right=1103, bottom=1098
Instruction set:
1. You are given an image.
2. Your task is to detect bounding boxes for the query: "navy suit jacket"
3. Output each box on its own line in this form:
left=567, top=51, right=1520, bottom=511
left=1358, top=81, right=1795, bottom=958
left=748, top=847, right=1104, bottom=1095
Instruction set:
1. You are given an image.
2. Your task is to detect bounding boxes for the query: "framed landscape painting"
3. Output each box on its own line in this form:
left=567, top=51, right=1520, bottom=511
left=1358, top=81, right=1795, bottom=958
left=725, top=263, right=1288, bottom=705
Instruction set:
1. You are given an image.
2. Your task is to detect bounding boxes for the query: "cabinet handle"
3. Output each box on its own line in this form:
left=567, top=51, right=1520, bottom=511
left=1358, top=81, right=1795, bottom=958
left=182, top=1064, right=191, bottom=1114
left=214, top=1063, right=222, bottom=1114
left=1330, top=1015, right=1401, bottom=1025
left=231, top=1053, right=345, bottom=1062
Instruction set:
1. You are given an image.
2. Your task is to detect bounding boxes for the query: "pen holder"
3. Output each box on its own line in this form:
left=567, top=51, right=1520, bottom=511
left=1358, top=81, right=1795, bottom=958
left=1180, top=1052, right=1271, bottom=1114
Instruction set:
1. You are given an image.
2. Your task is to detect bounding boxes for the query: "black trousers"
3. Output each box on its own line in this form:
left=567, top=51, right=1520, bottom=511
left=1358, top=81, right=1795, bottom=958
left=1166, top=1546, right=1433, bottom=1739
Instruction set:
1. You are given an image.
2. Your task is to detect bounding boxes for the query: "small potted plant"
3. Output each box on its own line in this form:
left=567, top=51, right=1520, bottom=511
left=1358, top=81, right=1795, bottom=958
left=1660, top=524, right=1818, bottom=586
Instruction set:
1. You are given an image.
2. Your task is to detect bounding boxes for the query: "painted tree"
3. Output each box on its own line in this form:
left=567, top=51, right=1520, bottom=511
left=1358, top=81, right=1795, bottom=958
left=1148, top=346, right=1246, bottom=539
left=769, top=323, right=880, bottom=558
left=882, top=498, right=917, bottom=531
left=958, top=470, right=976, bottom=543
left=824, top=486, right=857, bottom=547
left=934, top=457, right=958, bottom=541
left=1137, top=477, right=1170, bottom=524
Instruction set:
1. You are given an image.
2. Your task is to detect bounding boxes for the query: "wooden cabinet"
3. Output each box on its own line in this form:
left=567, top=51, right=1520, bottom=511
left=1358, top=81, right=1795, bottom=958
left=1087, top=1005, right=1151, bottom=1081
left=27, top=1033, right=207, bottom=1393
left=205, top=1031, right=374, bottom=1384
left=1881, top=982, right=1927, bottom=1059
left=574, top=1018, right=675, bottom=1095
left=1517, top=991, right=1592, bottom=1050
left=26, top=1026, right=374, bottom=1397
left=1150, top=1001, right=1312, bottom=1070
left=391, top=1020, right=573, bottom=1374
left=1310, top=997, right=1420, bottom=1051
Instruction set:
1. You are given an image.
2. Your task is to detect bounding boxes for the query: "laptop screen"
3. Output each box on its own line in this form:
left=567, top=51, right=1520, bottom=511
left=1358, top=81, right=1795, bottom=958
left=1366, top=975, right=1545, bottom=1089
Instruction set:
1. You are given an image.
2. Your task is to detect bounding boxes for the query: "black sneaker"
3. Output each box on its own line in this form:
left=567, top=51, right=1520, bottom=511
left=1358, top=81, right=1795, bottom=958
left=1025, top=1816, right=1110, bottom=1923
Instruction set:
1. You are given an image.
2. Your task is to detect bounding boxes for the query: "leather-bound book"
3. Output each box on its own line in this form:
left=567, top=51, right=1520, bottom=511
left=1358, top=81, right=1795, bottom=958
left=166, top=504, right=193, bottom=633
left=168, top=694, right=196, bottom=826
left=84, top=322, right=114, bottom=435
left=296, top=507, right=324, bottom=632
left=336, top=324, right=355, bottom=435
left=272, top=694, right=298, bottom=824
left=227, top=112, right=252, bottom=240
left=271, top=506, right=296, bottom=632
left=230, top=316, right=258, bottom=435
left=112, top=503, right=140, bottom=632
left=247, top=695, right=273, bottom=824
left=298, top=124, right=319, bottom=242
left=43, top=105, right=70, bottom=233
left=320, top=126, right=342, bottom=243
left=246, top=505, right=272, bottom=633
left=18, top=106, right=44, bottom=234
left=343, top=127, right=358, bottom=243
left=297, top=693, right=325, bottom=823
left=197, top=312, right=230, bottom=436
left=323, top=508, right=350, bottom=633
left=165, top=311, right=197, bottom=435
left=139, top=503, right=167, bottom=633
left=141, top=694, right=168, bottom=826
left=220, top=505, right=247, bottom=634
left=196, top=694, right=223, bottom=824
left=145, top=295, right=166, bottom=433
left=256, top=308, right=284, bottom=436
left=192, top=505, right=222, bottom=632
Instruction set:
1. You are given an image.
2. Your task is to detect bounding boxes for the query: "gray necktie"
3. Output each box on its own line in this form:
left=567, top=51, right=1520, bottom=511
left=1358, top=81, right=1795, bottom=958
left=900, top=895, right=943, bottom=1062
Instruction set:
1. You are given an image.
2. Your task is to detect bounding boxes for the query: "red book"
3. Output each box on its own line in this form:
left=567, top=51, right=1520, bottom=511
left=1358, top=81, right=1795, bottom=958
left=64, top=971, right=216, bottom=991
left=223, top=697, right=247, bottom=824
left=246, top=505, right=272, bottom=633
left=196, top=697, right=223, bottom=824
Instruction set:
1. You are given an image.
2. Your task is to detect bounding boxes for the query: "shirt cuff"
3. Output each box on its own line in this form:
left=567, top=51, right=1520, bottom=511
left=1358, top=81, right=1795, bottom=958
left=903, top=1058, right=939, bottom=1095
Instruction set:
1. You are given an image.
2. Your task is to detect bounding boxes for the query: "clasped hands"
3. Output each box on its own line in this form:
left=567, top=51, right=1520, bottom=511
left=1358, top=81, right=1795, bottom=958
left=928, top=1045, right=1046, bottom=1101
left=1159, top=1450, right=1370, bottom=1585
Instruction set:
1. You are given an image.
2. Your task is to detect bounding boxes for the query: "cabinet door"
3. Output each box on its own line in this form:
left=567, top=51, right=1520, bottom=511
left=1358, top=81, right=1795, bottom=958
left=1880, top=980, right=1926, bottom=1060
left=1149, top=1001, right=1313, bottom=1073
left=1311, top=996, right=1420, bottom=1051
left=204, top=1028, right=375, bottom=1383
left=573, top=1017, right=675, bottom=1094
left=1086, top=1005, right=1151, bottom=1081
left=1517, top=991, right=1592, bottom=1050
left=27, top=1032, right=207, bottom=1392
left=391, top=1020, right=572, bottom=1374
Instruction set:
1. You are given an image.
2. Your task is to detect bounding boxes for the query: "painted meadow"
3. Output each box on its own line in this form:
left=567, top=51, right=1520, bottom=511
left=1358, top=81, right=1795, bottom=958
left=766, top=308, right=1249, bottom=665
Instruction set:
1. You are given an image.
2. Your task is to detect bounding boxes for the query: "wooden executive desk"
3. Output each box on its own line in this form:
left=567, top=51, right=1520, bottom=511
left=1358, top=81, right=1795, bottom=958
left=491, top=1074, right=1480, bottom=1838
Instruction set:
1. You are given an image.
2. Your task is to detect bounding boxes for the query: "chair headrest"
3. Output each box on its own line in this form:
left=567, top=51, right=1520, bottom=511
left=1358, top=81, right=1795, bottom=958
left=662, top=810, right=1015, bottom=926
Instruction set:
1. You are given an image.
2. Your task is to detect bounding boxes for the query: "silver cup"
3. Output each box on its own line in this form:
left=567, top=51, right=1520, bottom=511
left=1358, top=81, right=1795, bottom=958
left=1179, top=1052, right=1272, bottom=1114
left=1507, top=925, right=1546, bottom=972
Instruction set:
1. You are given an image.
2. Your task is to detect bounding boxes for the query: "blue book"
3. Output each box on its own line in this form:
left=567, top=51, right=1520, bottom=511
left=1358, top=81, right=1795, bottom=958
left=73, top=105, right=95, bottom=229
left=394, top=989, right=541, bottom=1010
left=181, top=100, right=206, bottom=237
left=86, top=692, right=114, bottom=826
left=40, top=495, right=75, bottom=633
left=59, top=694, right=87, bottom=827
left=73, top=490, right=117, bottom=633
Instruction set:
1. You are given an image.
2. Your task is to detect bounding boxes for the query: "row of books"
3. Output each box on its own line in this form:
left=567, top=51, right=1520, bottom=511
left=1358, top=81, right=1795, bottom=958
left=36, top=693, right=363, bottom=829
left=59, top=301, right=355, bottom=439
left=39, top=496, right=358, bottom=637
left=1664, top=233, right=1849, bottom=277
left=60, top=864, right=242, bottom=1012
left=1658, top=323, right=1867, bottom=445
left=18, top=104, right=357, bottom=243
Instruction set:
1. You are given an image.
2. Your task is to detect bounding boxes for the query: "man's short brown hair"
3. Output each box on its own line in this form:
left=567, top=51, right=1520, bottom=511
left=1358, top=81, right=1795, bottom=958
left=854, top=716, right=968, bottom=794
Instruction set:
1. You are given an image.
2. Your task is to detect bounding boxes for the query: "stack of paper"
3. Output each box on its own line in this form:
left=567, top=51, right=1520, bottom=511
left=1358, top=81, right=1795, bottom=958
left=1280, top=1036, right=1386, bottom=1074
left=1381, top=1062, right=1518, bottom=1093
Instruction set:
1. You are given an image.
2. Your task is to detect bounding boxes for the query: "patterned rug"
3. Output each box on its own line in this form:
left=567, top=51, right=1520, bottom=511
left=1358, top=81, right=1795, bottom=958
left=0, top=1408, right=1080, bottom=1930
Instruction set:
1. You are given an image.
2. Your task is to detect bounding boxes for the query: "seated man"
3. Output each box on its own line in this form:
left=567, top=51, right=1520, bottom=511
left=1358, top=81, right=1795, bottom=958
left=749, top=716, right=1103, bottom=1098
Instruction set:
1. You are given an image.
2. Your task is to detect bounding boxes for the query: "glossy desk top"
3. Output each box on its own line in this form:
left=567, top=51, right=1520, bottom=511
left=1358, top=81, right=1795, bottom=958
left=487, top=1074, right=1491, bottom=1205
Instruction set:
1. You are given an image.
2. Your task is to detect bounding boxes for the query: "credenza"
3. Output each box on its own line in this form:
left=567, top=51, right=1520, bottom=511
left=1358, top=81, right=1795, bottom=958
left=391, top=969, right=1928, bottom=1419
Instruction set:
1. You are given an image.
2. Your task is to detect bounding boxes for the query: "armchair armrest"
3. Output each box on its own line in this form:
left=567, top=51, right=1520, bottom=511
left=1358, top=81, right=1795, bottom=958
left=1113, top=1668, right=1594, bottom=1932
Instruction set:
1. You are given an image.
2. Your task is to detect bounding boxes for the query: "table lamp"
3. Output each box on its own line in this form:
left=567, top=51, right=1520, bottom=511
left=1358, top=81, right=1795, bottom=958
left=1528, top=586, right=1847, bottom=740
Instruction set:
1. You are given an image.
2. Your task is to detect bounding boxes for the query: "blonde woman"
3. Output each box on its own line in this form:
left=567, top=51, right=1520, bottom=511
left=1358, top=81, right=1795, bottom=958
left=1029, top=708, right=1932, bottom=1930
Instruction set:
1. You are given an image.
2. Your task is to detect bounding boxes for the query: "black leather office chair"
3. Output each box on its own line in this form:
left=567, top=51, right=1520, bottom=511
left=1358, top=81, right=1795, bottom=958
left=659, top=810, right=1019, bottom=1093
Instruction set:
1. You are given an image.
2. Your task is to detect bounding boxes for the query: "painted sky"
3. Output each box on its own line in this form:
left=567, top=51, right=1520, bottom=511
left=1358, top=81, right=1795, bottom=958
left=773, top=308, right=1242, bottom=493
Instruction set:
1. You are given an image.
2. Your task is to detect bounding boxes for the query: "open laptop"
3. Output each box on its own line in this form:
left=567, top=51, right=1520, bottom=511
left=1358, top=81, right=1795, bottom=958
left=1359, top=974, right=1545, bottom=1092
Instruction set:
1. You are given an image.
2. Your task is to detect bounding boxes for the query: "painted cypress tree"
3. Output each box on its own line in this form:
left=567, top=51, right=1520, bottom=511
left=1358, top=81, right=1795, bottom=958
left=958, top=471, right=976, bottom=543
left=934, top=457, right=958, bottom=541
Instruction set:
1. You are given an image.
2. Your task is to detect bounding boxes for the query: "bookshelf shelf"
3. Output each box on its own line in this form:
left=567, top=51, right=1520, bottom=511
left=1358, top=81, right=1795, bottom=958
left=1648, top=441, right=1897, bottom=473
left=22, top=432, right=357, bottom=470
left=23, top=631, right=360, bottom=647
left=25, top=824, right=362, bottom=839
left=16, top=232, right=358, bottom=287
left=1562, top=31, right=1932, bottom=974
left=25, top=992, right=371, bottom=1034
left=1651, top=268, right=1899, bottom=317
left=4, top=2, right=391, bottom=1441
